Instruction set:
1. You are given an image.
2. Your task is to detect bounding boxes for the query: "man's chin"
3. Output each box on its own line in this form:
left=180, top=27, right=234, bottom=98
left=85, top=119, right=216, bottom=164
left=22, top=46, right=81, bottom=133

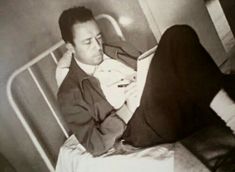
left=95, top=56, right=103, bottom=65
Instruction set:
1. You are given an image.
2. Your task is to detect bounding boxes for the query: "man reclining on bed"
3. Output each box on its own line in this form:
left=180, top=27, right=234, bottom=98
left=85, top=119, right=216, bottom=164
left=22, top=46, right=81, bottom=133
left=57, top=6, right=235, bottom=170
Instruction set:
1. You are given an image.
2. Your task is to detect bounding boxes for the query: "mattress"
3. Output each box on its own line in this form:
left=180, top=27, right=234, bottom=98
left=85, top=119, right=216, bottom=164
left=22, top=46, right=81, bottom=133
left=56, top=135, right=209, bottom=172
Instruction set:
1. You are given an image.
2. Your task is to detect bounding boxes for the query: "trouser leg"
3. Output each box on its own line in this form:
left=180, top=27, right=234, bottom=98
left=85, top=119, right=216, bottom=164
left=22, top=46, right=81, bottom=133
left=143, top=25, right=223, bottom=109
left=143, top=24, right=225, bottom=137
left=223, top=74, right=235, bottom=100
left=123, top=25, right=226, bottom=146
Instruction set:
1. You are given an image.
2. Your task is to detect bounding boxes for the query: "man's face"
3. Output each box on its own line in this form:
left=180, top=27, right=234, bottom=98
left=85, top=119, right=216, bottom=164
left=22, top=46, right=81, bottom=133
left=71, top=20, right=103, bottom=65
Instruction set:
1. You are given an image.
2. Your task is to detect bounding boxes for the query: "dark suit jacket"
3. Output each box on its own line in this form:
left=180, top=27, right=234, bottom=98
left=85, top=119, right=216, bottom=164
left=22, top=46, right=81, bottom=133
left=57, top=42, right=141, bottom=156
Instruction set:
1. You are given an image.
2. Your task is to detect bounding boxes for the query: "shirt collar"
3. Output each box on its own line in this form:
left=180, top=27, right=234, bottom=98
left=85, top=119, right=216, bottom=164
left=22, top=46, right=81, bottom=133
left=74, top=54, right=111, bottom=76
left=74, top=54, right=110, bottom=76
left=74, top=58, right=98, bottom=76
left=69, top=54, right=111, bottom=91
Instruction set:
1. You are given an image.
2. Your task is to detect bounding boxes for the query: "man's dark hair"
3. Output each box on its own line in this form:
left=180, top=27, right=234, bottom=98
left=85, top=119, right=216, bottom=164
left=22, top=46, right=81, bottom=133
left=59, top=6, right=95, bottom=45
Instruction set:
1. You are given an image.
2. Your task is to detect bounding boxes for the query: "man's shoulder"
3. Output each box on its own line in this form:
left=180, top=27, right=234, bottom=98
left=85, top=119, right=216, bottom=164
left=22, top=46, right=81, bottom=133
left=57, top=72, right=78, bottom=97
left=104, top=41, right=141, bottom=58
left=104, top=41, right=141, bottom=70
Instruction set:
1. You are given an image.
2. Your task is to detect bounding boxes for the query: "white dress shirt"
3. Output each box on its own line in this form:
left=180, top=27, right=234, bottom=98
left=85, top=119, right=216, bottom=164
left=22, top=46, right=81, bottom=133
left=75, top=54, right=137, bottom=109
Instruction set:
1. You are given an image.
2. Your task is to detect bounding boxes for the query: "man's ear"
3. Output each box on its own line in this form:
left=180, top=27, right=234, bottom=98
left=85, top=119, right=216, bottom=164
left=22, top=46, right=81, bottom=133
left=66, top=43, right=75, bottom=54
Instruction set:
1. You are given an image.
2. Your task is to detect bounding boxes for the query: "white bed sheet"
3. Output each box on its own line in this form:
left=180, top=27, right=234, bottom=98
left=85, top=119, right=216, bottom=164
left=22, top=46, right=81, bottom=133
left=56, top=135, right=174, bottom=172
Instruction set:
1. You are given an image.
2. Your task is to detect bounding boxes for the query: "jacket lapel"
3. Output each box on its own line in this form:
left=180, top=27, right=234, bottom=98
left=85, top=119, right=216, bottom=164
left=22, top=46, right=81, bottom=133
left=68, top=57, right=107, bottom=100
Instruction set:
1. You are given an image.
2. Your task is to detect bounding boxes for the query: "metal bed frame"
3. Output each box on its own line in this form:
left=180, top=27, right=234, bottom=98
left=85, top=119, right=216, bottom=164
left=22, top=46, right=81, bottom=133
left=6, top=14, right=126, bottom=172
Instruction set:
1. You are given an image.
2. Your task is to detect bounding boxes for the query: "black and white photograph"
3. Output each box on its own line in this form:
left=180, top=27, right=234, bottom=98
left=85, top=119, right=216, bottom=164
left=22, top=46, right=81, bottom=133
left=0, top=0, right=235, bottom=171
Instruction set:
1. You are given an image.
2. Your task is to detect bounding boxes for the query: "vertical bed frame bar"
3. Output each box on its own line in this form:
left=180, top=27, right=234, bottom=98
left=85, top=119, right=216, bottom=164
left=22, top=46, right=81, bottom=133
left=27, top=67, right=69, bottom=138
left=50, top=52, right=58, bottom=64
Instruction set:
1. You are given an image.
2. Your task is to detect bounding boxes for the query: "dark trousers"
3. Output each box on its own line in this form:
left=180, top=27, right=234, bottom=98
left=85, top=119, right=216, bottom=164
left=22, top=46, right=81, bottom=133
left=122, top=25, right=235, bottom=147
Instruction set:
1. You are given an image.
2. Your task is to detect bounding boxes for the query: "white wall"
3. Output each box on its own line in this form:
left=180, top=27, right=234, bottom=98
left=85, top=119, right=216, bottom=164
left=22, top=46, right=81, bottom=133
left=138, top=0, right=227, bottom=65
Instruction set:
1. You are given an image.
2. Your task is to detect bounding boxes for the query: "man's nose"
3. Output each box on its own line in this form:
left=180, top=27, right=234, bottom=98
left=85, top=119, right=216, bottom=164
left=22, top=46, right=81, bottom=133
left=93, top=38, right=102, bottom=50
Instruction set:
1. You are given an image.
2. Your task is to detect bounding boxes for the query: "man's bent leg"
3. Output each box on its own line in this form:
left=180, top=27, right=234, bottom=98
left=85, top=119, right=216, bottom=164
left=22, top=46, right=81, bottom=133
left=146, top=25, right=235, bottom=171
left=123, top=25, right=224, bottom=146
left=142, top=25, right=225, bottom=132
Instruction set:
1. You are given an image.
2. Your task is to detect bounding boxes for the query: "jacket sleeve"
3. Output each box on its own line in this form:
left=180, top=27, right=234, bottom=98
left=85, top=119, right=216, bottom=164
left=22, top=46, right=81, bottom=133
left=104, top=40, right=142, bottom=70
left=58, top=89, right=126, bottom=156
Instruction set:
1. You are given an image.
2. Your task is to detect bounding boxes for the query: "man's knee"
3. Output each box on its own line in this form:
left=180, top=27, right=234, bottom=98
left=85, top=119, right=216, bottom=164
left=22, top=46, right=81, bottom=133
left=161, top=24, right=199, bottom=43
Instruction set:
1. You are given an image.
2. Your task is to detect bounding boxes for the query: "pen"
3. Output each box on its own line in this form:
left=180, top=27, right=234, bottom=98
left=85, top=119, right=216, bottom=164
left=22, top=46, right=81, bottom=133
left=117, top=83, right=129, bottom=87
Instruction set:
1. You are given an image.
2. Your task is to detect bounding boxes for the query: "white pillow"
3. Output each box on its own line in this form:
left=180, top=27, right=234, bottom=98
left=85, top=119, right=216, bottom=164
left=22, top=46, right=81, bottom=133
left=56, top=50, right=72, bottom=87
